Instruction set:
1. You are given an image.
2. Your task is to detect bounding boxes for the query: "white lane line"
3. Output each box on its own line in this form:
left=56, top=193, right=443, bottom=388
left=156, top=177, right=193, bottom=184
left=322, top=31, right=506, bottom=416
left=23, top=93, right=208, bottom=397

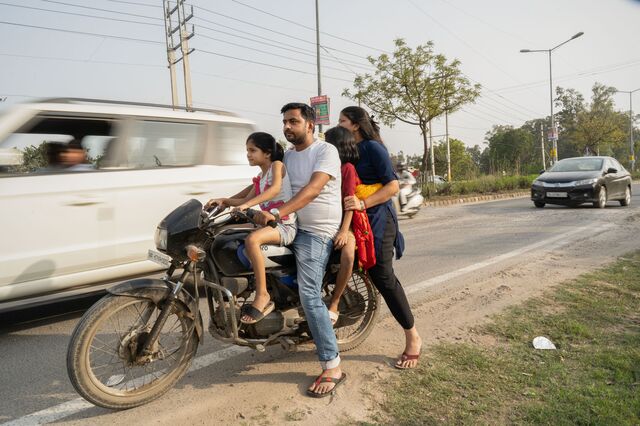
left=3, top=223, right=610, bottom=425
left=1, top=346, right=250, bottom=426
left=406, top=223, right=613, bottom=296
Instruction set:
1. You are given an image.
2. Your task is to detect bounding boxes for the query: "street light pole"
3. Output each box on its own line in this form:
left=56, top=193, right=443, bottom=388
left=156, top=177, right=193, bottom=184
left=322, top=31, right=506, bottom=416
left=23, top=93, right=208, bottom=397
left=615, top=88, right=640, bottom=171
left=521, top=31, right=584, bottom=164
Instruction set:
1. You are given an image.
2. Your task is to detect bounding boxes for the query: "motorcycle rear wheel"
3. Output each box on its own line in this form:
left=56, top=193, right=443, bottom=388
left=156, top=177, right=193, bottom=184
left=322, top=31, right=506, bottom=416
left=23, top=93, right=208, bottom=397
left=325, top=269, right=381, bottom=352
left=67, top=294, right=199, bottom=410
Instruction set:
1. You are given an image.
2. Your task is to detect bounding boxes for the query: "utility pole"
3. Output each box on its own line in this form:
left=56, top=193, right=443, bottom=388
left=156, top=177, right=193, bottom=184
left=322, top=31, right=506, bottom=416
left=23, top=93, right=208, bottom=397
left=445, top=110, right=451, bottom=181
left=615, top=88, right=639, bottom=172
left=315, top=0, right=323, bottom=133
left=540, top=122, right=546, bottom=170
left=163, top=0, right=194, bottom=111
left=429, top=122, right=435, bottom=179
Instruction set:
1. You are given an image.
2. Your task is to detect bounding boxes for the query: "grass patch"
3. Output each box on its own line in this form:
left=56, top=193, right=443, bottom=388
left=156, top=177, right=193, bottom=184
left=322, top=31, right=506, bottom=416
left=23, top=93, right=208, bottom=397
left=377, top=253, right=640, bottom=425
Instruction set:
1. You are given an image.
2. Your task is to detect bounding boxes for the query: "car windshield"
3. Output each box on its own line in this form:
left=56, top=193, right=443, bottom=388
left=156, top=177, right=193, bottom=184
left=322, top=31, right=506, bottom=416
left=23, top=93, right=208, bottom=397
left=549, top=158, right=603, bottom=172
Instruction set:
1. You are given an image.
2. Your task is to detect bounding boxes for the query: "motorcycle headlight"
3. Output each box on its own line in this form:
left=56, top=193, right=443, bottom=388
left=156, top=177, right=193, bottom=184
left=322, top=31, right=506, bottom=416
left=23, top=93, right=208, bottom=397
left=154, top=227, right=167, bottom=251
left=574, top=178, right=598, bottom=186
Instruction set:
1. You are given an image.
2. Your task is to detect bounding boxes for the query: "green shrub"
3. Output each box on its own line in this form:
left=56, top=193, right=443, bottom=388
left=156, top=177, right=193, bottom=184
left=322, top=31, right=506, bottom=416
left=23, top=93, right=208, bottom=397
left=422, top=174, right=536, bottom=198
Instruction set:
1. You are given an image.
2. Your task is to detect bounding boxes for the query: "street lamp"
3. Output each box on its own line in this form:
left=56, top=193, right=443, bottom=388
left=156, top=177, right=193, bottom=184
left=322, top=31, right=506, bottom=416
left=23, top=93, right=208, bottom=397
left=615, top=88, right=640, bottom=172
left=521, top=31, right=584, bottom=164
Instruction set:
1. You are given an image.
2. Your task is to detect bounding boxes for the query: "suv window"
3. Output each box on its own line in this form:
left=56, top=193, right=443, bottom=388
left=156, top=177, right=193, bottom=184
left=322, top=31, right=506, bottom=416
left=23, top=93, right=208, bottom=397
left=0, top=115, right=116, bottom=175
left=214, top=123, right=254, bottom=165
left=123, top=120, right=203, bottom=168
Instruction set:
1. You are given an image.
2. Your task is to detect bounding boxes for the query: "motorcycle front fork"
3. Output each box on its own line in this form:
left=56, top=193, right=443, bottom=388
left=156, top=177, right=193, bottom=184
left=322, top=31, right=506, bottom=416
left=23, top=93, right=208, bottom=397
left=138, top=262, right=194, bottom=357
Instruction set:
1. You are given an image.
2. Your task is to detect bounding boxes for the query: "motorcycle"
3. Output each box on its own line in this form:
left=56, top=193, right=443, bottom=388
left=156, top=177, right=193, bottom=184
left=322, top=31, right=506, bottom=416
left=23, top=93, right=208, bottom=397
left=66, top=199, right=380, bottom=409
left=393, top=175, right=424, bottom=219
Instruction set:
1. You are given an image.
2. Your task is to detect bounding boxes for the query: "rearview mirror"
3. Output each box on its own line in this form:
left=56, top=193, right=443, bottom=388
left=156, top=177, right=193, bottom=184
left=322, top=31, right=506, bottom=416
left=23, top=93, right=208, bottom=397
left=606, top=167, right=617, bottom=174
left=539, top=169, right=545, bottom=174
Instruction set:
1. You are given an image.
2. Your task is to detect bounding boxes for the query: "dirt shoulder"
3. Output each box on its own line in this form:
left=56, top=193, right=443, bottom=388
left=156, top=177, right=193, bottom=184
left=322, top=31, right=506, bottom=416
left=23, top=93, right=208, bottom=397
left=62, top=210, right=640, bottom=426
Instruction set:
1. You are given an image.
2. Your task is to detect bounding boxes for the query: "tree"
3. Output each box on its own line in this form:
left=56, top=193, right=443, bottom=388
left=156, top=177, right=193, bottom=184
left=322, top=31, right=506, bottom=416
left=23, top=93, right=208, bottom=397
left=343, top=38, right=480, bottom=174
left=484, top=126, right=536, bottom=175
left=555, top=83, right=627, bottom=157
left=433, top=138, right=477, bottom=180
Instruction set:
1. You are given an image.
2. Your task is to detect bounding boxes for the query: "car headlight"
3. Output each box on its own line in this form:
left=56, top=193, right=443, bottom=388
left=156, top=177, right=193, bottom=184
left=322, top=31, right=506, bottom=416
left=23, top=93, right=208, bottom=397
left=154, top=227, right=167, bottom=251
left=574, top=178, right=598, bottom=186
left=533, top=179, right=545, bottom=186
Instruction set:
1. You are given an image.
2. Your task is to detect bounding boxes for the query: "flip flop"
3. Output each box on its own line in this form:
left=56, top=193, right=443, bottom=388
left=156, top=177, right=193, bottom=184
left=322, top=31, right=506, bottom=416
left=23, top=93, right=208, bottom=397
left=306, top=373, right=347, bottom=398
left=240, top=301, right=274, bottom=324
left=394, top=352, right=420, bottom=370
left=328, top=310, right=339, bottom=326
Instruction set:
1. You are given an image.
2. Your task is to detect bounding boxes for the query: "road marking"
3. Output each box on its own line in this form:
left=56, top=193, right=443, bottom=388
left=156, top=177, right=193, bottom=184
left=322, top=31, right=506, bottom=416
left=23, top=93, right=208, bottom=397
left=2, top=346, right=250, bottom=426
left=3, top=222, right=610, bottom=425
left=406, top=223, right=613, bottom=296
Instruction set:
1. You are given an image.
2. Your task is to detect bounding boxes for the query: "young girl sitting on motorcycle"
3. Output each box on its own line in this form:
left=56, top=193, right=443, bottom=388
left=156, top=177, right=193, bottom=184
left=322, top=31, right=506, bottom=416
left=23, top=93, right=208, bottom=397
left=205, top=132, right=297, bottom=324
left=324, top=127, right=375, bottom=326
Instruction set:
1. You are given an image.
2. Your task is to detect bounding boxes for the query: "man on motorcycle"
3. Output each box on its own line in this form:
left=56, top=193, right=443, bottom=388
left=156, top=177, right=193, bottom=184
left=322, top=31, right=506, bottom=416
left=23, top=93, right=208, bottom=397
left=254, top=103, right=346, bottom=398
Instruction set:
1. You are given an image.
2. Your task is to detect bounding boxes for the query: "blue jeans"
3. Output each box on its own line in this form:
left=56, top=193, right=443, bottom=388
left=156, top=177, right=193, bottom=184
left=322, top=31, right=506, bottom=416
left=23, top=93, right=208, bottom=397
left=293, top=229, right=340, bottom=368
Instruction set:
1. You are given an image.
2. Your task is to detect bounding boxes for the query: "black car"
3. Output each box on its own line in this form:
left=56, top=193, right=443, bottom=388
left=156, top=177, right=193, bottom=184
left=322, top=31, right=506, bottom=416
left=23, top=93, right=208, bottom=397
left=531, top=156, right=632, bottom=208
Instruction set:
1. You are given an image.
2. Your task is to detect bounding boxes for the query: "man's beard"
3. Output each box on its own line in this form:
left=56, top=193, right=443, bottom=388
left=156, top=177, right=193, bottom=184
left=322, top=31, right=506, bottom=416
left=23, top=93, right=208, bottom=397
left=285, top=132, right=306, bottom=146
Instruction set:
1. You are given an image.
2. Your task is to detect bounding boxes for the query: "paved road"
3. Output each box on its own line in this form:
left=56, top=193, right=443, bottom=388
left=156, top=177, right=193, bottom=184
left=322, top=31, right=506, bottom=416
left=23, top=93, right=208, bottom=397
left=1, top=185, right=639, bottom=424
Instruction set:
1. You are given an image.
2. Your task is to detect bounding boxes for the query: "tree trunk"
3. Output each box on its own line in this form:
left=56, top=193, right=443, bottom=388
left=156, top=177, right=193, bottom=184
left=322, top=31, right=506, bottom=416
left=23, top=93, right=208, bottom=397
left=421, top=124, right=429, bottom=174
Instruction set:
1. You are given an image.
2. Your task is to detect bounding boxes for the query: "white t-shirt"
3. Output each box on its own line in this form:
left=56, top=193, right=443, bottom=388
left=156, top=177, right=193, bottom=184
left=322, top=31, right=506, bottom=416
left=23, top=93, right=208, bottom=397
left=283, top=139, right=342, bottom=238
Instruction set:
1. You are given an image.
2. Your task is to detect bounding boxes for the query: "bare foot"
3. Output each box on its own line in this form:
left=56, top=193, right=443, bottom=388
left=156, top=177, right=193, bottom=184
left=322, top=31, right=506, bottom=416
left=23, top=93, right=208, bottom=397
left=307, top=367, right=345, bottom=397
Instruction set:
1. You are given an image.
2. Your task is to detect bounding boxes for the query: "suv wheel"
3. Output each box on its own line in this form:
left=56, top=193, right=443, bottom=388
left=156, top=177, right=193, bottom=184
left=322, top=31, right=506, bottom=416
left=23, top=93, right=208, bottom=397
left=533, top=201, right=545, bottom=208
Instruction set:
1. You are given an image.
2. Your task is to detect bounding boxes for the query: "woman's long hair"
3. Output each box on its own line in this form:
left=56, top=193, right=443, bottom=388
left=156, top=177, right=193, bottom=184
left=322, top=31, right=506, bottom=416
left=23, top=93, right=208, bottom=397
left=340, top=106, right=383, bottom=144
left=247, top=132, right=284, bottom=161
left=324, top=126, right=359, bottom=165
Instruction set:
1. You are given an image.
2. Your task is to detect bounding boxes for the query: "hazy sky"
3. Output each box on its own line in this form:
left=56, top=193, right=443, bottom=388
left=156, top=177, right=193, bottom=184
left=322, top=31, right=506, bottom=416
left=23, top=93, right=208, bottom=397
left=1, top=0, right=639, bottom=156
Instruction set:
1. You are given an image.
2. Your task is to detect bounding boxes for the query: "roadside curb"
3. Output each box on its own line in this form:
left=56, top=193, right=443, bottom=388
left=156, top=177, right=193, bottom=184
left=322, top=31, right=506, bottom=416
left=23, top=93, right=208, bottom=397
left=424, top=191, right=530, bottom=207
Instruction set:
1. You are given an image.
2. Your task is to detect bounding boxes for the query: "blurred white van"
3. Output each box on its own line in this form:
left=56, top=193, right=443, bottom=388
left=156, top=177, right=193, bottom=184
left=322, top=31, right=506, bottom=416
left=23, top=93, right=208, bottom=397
left=0, top=98, right=256, bottom=311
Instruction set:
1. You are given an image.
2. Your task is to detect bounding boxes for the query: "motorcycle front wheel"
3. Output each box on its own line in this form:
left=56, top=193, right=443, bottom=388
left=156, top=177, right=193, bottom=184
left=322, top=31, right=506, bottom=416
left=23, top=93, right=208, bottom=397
left=67, top=294, right=199, bottom=410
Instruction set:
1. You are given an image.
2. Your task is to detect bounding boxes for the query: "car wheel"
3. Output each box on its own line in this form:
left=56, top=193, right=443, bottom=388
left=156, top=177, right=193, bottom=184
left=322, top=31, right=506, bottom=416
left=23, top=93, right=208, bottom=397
left=619, top=186, right=631, bottom=206
left=594, top=186, right=607, bottom=208
left=534, top=201, right=545, bottom=208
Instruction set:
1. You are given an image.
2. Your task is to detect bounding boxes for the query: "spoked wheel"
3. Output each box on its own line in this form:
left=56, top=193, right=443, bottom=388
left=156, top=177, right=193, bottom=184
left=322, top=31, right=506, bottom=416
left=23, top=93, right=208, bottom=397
left=67, top=294, right=199, bottom=409
left=323, top=269, right=380, bottom=352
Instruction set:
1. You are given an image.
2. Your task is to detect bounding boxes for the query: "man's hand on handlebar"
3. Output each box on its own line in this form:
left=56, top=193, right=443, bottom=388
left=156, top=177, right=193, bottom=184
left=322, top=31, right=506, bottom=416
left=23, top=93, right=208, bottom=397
left=252, top=210, right=277, bottom=227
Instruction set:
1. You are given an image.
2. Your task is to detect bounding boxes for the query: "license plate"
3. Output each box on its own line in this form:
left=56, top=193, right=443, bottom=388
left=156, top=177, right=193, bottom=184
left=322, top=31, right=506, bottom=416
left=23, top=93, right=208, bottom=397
left=546, top=191, right=568, bottom=198
left=148, top=249, right=172, bottom=267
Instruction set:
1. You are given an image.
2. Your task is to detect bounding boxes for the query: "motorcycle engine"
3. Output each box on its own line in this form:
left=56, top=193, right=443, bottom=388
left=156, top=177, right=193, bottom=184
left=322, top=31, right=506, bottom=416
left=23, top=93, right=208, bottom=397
left=252, top=310, right=285, bottom=336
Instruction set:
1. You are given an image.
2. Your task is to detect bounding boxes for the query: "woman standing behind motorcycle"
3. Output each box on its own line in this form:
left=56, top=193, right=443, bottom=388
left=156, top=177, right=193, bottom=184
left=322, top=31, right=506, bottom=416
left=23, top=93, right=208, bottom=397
left=339, top=106, right=422, bottom=369
left=206, top=132, right=297, bottom=324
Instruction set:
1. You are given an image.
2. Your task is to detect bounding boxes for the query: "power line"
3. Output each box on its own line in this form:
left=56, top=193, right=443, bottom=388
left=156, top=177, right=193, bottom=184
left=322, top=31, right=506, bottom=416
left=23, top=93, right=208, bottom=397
left=193, top=4, right=375, bottom=63
left=193, top=18, right=373, bottom=71
left=0, top=20, right=162, bottom=44
left=0, top=51, right=164, bottom=68
left=0, top=2, right=160, bottom=27
left=405, top=0, right=523, bottom=85
left=41, top=0, right=162, bottom=21
left=196, top=32, right=356, bottom=75
left=105, top=0, right=159, bottom=7
left=197, top=48, right=352, bottom=83
left=229, top=0, right=389, bottom=54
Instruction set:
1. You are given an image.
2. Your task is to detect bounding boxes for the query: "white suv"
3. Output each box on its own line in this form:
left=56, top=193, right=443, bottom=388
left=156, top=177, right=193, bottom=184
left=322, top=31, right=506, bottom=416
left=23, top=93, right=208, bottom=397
left=0, top=98, right=256, bottom=311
